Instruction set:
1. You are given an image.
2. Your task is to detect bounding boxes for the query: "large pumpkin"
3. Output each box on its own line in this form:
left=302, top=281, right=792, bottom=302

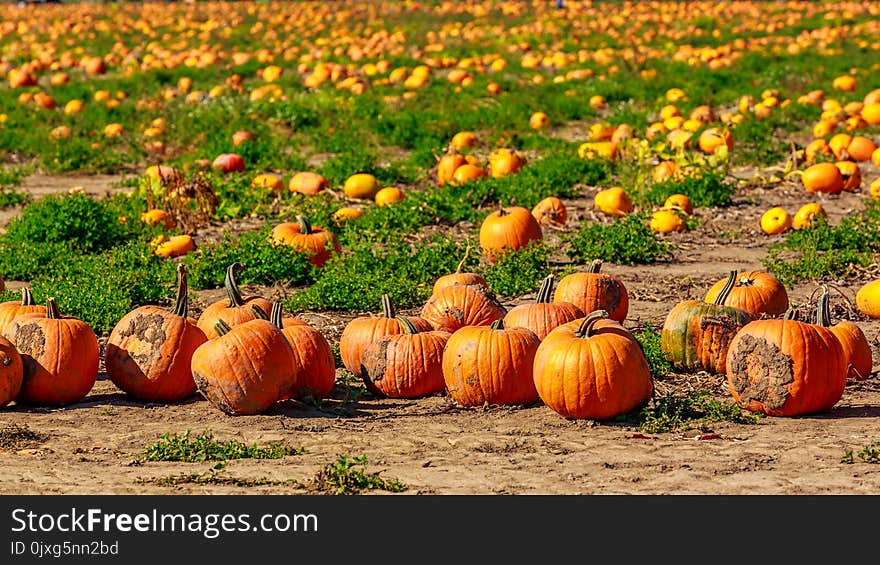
left=552, top=260, right=629, bottom=322
left=661, top=271, right=755, bottom=374
left=191, top=318, right=299, bottom=416
left=725, top=308, right=846, bottom=417
left=196, top=262, right=272, bottom=339
left=339, top=294, right=433, bottom=375
left=479, top=206, right=543, bottom=263
left=3, top=298, right=99, bottom=405
left=270, top=216, right=340, bottom=268
left=0, top=288, right=46, bottom=336
left=815, top=289, right=872, bottom=380
left=264, top=303, right=337, bottom=400
left=503, top=275, right=584, bottom=340
left=533, top=310, right=653, bottom=420
left=0, top=336, right=23, bottom=408
left=704, top=270, right=788, bottom=318
left=421, top=283, right=506, bottom=332
left=442, top=319, right=540, bottom=407
left=105, top=264, right=207, bottom=402
left=360, top=317, right=449, bottom=398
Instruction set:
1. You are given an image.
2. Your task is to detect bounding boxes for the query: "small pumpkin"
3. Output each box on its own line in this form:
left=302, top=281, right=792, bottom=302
left=533, top=310, right=653, bottom=420
left=661, top=271, right=755, bottom=374
left=856, top=279, right=880, bottom=319
left=503, top=275, right=584, bottom=340
left=289, top=171, right=329, bottom=195
left=0, top=335, right=23, bottom=408
left=432, top=245, right=488, bottom=294
left=479, top=206, right=543, bottom=263
left=815, top=289, right=872, bottom=380
left=704, top=270, right=788, bottom=318
left=552, top=260, right=628, bottom=323
left=196, top=262, right=273, bottom=340
left=725, top=307, right=846, bottom=417
left=531, top=196, right=567, bottom=227
left=442, top=319, right=540, bottom=407
left=801, top=162, right=844, bottom=194
left=3, top=298, right=99, bottom=405
left=0, top=288, right=46, bottom=336
left=105, top=264, right=207, bottom=402
left=271, top=216, right=340, bottom=268
left=421, top=283, right=506, bottom=332
left=339, top=294, right=433, bottom=375
left=360, top=317, right=449, bottom=399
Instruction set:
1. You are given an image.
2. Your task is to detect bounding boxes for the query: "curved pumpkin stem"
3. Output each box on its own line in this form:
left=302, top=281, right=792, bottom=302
left=491, top=319, right=505, bottom=330
left=251, top=303, right=269, bottom=321
left=587, top=259, right=603, bottom=274
left=381, top=294, right=396, bottom=318
left=269, top=302, right=285, bottom=329
left=574, top=310, right=609, bottom=338
left=397, top=316, right=420, bottom=335
left=225, top=262, right=246, bottom=307
left=45, top=297, right=61, bottom=320
left=815, top=288, right=832, bottom=327
left=454, top=241, right=471, bottom=274
left=214, top=319, right=233, bottom=337
left=21, top=288, right=36, bottom=306
left=296, top=215, right=313, bottom=235
left=713, top=270, right=738, bottom=306
left=172, top=264, right=189, bottom=318
left=535, top=275, right=554, bottom=304
left=783, top=307, right=800, bottom=321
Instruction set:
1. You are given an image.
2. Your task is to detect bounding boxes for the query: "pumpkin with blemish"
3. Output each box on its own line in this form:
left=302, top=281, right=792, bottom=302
left=661, top=271, right=755, bottom=374
left=3, top=298, right=99, bottom=406
left=360, top=317, right=449, bottom=398
left=531, top=196, right=567, bottom=227
left=815, top=290, right=872, bottom=381
left=196, top=262, right=272, bottom=339
left=421, top=283, right=506, bottom=333
left=725, top=307, right=846, bottom=417
left=442, top=319, right=540, bottom=407
left=552, top=260, right=629, bottom=323
left=105, top=265, right=207, bottom=402
left=0, top=336, right=23, bottom=408
left=503, top=276, right=583, bottom=340
left=704, top=270, right=788, bottom=318
left=0, top=289, right=46, bottom=336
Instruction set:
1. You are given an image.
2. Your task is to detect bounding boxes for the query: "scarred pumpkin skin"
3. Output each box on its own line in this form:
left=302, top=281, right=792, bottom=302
left=3, top=298, right=99, bottom=406
left=533, top=311, right=653, bottom=420
left=0, top=288, right=46, bottom=336
left=725, top=311, right=846, bottom=417
left=421, top=284, right=506, bottom=332
left=661, top=271, right=755, bottom=374
left=442, top=320, right=540, bottom=407
left=704, top=270, right=788, bottom=318
left=360, top=318, right=449, bottom=399
left=105, top=265, right=207, bottom=402
left=339, top=294, right=433, bottom=375
left=503, top=275, right=583, bottom=340
left=552, top=260, right=629, bottom=323
left=196, top=262, right=272, bottom=340
left=0, top=335, right=23, bottom=408
left=191, top=319, right=298, bottom=416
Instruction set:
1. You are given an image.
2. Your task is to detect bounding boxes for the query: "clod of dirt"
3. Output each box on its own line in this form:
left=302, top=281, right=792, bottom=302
left=727, top=334, right=794, bottom=410
left=0, top=424, right=48, bottom=451
left=117, top=313, right=167, bottom=365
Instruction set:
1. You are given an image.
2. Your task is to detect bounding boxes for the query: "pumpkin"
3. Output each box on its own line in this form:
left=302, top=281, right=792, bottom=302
left=360, top=317, right=449, bottom=398
left=650, top=208, right=685, bottom=233
left=196, top=262, right=273, bottom=339
left=815, top=289, right=872, bottom=380
left=432, top=245, right=488, bottom=294
left=261, top=303, right=336, bottom=400
left=437, top=154, right=468, bottom=186
left=760, top=207, right=792, bottom=235
left=451, top=163, right=488, bottom=185
left=0, top=288, right=46, bottom=336
left=488, top=148, right=525, bottom=178
left=801, top=162, right=844, bottom=194
left=594, top=186, right=633, bottom=217
left=0, top=336, right=23, bottom=408
left=663, top=194, right=693, bottom=215
left=153, top=234, right=195, bottom=258
left=531, top=196, right=567, bottom=227
left=211, top=153, right=245, bottom=173
left=553, top=260, right=629, bottom=323
left=343, top=173, right=381, bottom=199
left=105, top=264, right=207, bottom=402
left=479, top=206, right=543, bottom=263
left=191, top=318, right=298, bottom=415
left=533, top=310, right=653, bottom=420
left=836, top=161, right=861, bottom=191
left=3, top=298, right=99, bottom=405
left=375, top=186, right=405, bottom=207
left=856, top=279, right=880, bottom=319
left=704, top=270, right=788, bottom=318
left=289, top=171, right=329, bottom=195
left=792, top=202, right=826, bottom=230
left=661, top=271, right=755, bottom=374
left=725, top=308, right=846, bottom=417
left=503, top=276, right=584, bottom=340
left=339, top=294, right=433, bottom=375
left=271, top=216, right=340, bottom=268
left=421, top=283, right=506, bottom=332
left=442, top=319, right=540, bottom=407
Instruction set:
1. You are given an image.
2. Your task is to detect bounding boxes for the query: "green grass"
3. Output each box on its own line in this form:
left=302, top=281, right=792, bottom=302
left=313, top=454, right=407, bottom=495
left=633, top=322, right=673, bottom=379
left=618, top=391, right=763, bottom=434
left=564, top=212, right=671, bottom=266
left=481, top=241, right=551, bottom=298
left=142, top=432, right=304, bottom=463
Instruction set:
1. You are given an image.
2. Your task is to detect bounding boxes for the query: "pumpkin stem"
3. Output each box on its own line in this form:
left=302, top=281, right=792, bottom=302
left=574, top=310, right=609, bottom=338
left=45, top=297, right=61, bottom=320
left=21, top=288, right=36, bottom=306
left=490, top=319, right=505, bottom=330
left=536, top=275, right=554, bottom=304
left=497, top=207, right=509, bottom=217
left=587, top=259, right=603, bottom=274
left=224, top=262, right=246, bottom=307
left=397, top=316, right=419, bottom=335
left=454, top=241, right=471, bottom=274
left=381, top=294, right=396, bottom=318
left=713, top=270, right=738, bottom=306
left=251, top=304, right=269, bottom=321
left=816, top=288, right=832, bottom=327
left=269, top=302, right=285, bottom=329
left=172, top=264, right=189, bottom=318
left=296, top=215, right=313, bottom=235
left=214, top=319, right=232, bottom=336
left=783, top=307, right=800, bottom=321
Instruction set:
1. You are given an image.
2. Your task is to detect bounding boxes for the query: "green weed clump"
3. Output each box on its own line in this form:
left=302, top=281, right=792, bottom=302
left=481, top=241, right=551, bottom=298
left=644, top=169, right=735, bottom=208
left=565, top=212, right=671, bottom=266
left=142, top=432, right=304, bottom=462
left=618, top=391, right=763, bottom=434
left=633, top=322, right=673, bottom=379
left=313, top=454, right=407, bottom=495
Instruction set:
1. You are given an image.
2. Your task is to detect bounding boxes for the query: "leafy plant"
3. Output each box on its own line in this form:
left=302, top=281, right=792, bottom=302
left=618, top=391, right=763, bottom=433
left=313, top=454, right=407, bottom=495
left=842, top=442, right=880, bottom=464
left=565, top=212, right=671, bottom=265
left=633, top=322, right=673, bottom=379
left=644, top=169, right=735, bottom=208
left=142, top=431, right=304, bottom=462
left=481, top=241, right=551, bottom=298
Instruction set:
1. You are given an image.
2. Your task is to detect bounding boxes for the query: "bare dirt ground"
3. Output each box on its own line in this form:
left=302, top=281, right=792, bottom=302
left=1, top=169, right=879, bottom=495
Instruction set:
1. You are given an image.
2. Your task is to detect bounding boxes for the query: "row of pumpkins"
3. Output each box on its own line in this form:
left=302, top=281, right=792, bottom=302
left=0, top=261, right=872, bottom=420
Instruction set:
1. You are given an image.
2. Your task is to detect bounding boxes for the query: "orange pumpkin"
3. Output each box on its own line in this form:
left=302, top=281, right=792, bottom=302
left=271, top=216, right=340, bottom=268
left=0, top=288, right=46, bottom=336
left=552, top=260, right=629, bottom=322
left=704, top=270, right=788, bottom=318
left=264, top=303, right=336, bottom=400
left=196, top=263, right=273, bottom=340
left=801, top=162, right=844, bottom=194
left=289, top=171, right=329, bottom=195
left=503, top=276, right=584, bottom=340
left=3, top=298, right=99, bottom=405
left=105, top=265, right=207, bottom=402
left=0, top=336, right=23, bottom=408
left=533, top=311, right=653, bottom=420
left=531, top=196, right=567, bottom=227
left=442, top=319, right=540, bottom=407
left=815, top=289, right=872, bottom=381
left=479, top=206, right=543, bottom=263
left=437, top=154, right=468, bottom=186
left=421, top=284, right=506, bottom=332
